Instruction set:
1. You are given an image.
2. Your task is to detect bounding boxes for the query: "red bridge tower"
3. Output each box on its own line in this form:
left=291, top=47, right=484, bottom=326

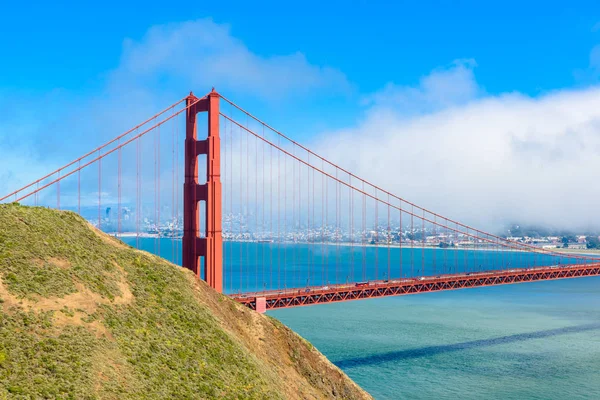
left=182, top=89, right=223, bottom=292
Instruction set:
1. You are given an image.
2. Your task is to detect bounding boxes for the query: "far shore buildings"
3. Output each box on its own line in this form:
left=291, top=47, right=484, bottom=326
left=88, top=209, right=600, bottom=248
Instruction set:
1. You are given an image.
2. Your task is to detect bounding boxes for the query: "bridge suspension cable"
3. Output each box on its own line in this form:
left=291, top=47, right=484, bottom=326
left=219, top=94, right=599, bottom=262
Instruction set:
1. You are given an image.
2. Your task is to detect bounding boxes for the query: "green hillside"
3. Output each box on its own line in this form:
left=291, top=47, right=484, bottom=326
left=0, top=204, right=371, bottom=399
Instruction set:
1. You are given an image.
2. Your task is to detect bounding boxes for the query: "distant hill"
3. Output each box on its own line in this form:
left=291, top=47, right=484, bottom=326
left=0, top=204, right=371, bottom=399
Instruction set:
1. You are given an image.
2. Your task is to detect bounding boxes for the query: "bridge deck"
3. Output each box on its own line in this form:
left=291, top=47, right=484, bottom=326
left=231, top=263, right=600, bottom=311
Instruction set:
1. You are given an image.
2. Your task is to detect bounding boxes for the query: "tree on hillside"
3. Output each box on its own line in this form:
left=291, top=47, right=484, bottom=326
left=562, top=235, right=576, bottom=248
left=587, top=236, right=600, bottom=250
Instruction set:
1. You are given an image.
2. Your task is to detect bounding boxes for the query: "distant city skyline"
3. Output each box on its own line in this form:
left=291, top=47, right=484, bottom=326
left=81, top=203, right=600, bottom=251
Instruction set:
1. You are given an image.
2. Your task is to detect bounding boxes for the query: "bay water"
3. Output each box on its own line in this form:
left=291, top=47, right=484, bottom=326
left=122, top=237, right=600, bottom=399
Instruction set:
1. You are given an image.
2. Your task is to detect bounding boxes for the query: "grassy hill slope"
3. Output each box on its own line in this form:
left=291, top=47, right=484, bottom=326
left=0, top=204, right=371, bottom=399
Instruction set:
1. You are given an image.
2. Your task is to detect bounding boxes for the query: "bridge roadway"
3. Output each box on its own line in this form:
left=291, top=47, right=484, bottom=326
left=232, top=263, right=600, bottom=312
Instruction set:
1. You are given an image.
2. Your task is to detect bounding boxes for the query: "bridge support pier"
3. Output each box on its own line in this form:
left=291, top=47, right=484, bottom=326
left=255, top=297, right=266, bottom=314
left=183, top=89, right=223, bottom=293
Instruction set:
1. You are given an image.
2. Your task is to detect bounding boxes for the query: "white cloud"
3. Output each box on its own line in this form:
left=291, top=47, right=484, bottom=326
left=363, top=59, right=481, bottom=116
left=112, top=19, right=349, bottom=100
left=314, top=64, right=600, bottom=232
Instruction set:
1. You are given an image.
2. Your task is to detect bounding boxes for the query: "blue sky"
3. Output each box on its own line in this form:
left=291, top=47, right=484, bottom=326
left=1, top=1, right=599, bottom=95
left=2, top=1, right=600, bottom=229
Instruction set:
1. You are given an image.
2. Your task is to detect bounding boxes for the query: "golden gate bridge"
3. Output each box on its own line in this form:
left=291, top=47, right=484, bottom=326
left=3, top=89, right=600, bottom=313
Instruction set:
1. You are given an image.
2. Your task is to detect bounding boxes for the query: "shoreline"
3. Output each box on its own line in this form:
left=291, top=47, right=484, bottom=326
left=109, top=233, right=600, bottom=256
left=242, top=240, right=600, bottom=256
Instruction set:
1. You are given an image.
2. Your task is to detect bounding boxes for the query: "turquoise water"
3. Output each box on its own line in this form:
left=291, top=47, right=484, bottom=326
left=121, top=238, right=585, bottom=293
left=123, top=238, right=600, bottom=399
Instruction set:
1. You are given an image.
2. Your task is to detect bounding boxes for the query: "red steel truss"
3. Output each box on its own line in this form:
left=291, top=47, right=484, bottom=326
left=232, top=263, right=600, bottom=311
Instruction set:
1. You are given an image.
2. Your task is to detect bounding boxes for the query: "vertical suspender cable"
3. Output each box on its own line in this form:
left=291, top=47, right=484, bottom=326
left=321, top=158, right=325, bottom=285
left=277, top=134, right=281, bottom=290
left=256, top=126, right=259, bottom=291
left=362, top=181, right=366, bottom=282
left=222, top=115, right=227, bottom=285
left=246, top=117, right=250, bottom=292
left=261, top=125, right=265, bottom=293
left=399, top=203, right=403, bottom=278
left=283, top=141, right=287, bottom=289
left=313, top=165, right=316, bottom=285
left=433, top=215, right=436, bottom=275
left=324, top=162, right=328, bottom=285
left=171, top=111, right=175, bottom=263
left=57, top=169, right=60, bottom=210
left=241, top=125, right=245, bottom=293
left=335, top=168, right=339, bottom=285
left=269, top=143, right=273, bottom=290
left=386, top=193, right=392, bottom=280
left=443, top=219, right=450, bottom=274
left=98, top=150, right=101, bottom=231
left=118, top=143, right=122, bottom=238
left=175, top=112, right=180, bottom=265
left=308, top=153, right=312, bottom=287
left=157, top=124, right=161, bottom=257
left=154, top=119, right=160, bottom=256
left=455, top=222, right=459, bottom=273
left=230, top=110, right=235, bottom=293
left=464, top=228, right=468, bottom=273
left=136, top=131, right=140, bottom=249
left=421, top=209, right=425, bottom=276
left=374, top=188, right=378, bottom=280
left=77, top=161, right=81, bottom=214
left=411, top=206, right=414, bottom=277
left=350, top=175, right=353, bottom=284
left=292, top=145, right=297, bottom=288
